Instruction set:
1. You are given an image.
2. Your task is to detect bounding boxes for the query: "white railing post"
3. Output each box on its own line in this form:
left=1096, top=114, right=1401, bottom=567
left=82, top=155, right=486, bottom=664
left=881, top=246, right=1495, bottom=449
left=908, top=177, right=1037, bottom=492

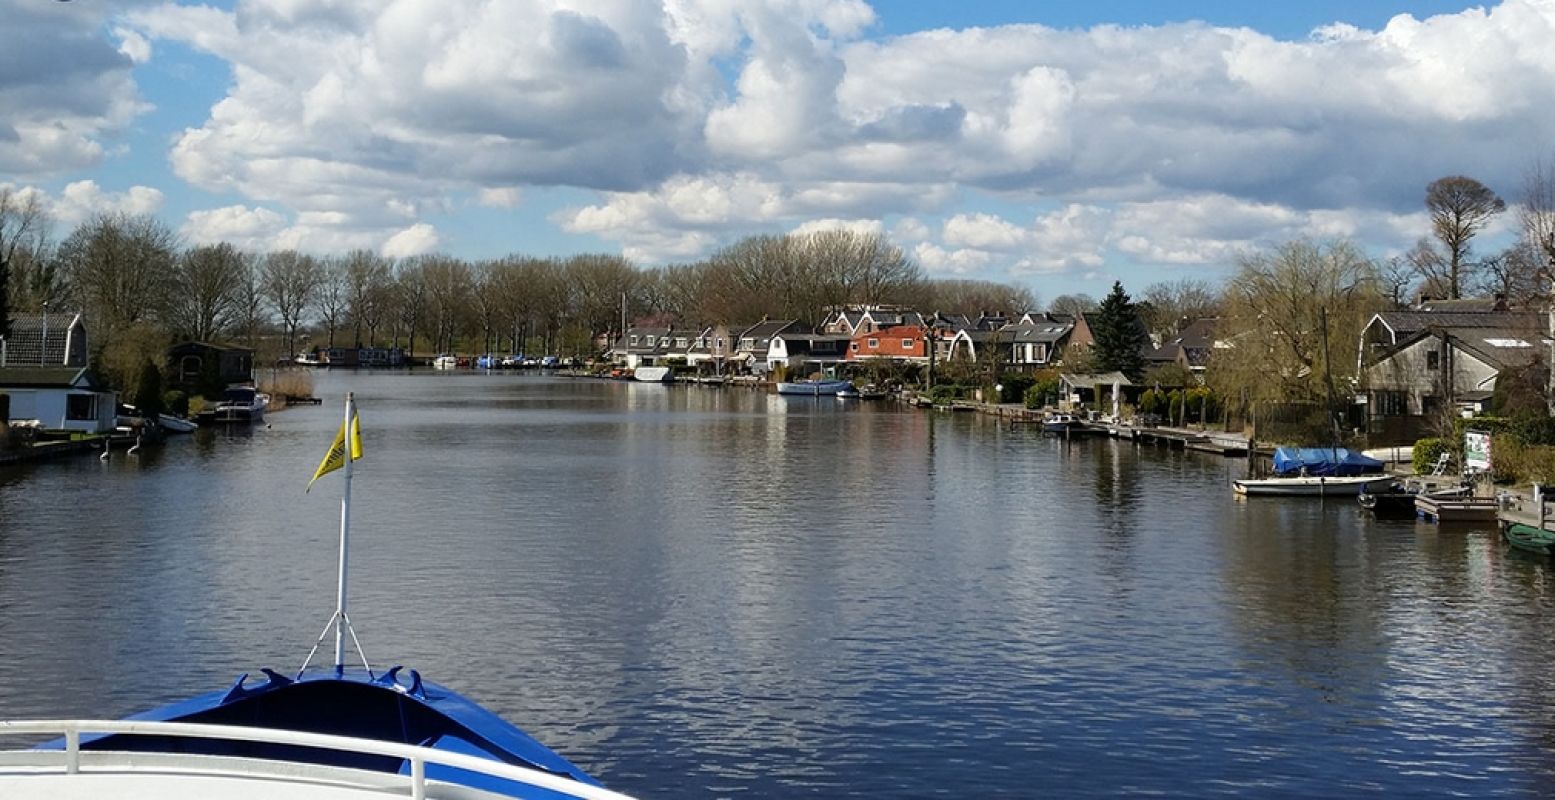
left=64, top=727, right=79, bottom=774
left=412, top=756, right=426, bottom=800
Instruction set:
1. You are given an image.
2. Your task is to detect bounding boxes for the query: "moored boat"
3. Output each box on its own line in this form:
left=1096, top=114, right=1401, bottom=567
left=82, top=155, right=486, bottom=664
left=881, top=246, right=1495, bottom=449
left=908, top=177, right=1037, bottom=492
left=157, top=413, right=198, bottom=434
left=1504, top=522, right=1555, bottom=556
left=1234, top=474, right=1396, bottom=496
left=633, top=366, right=672, bottom=382
left=207, top=387, right=268, bottom=424
left=1042, top=413, right=1081, bottom=434
left=431, top=354, right=458, bottom=369
left=1357, top=482, right=1417, bottom=516
left=776, top=379, right=852, bottom=396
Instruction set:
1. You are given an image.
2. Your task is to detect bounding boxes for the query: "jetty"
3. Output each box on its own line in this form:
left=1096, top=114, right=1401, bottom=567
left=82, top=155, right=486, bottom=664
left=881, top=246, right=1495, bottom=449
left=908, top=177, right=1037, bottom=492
left=1498, top=486, right=1555, bottom=533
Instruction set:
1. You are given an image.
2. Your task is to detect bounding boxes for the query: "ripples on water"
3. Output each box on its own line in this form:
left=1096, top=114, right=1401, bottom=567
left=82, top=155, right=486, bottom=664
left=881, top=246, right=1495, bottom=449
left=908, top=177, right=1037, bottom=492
left=4, top=372, right=1555, bottom=798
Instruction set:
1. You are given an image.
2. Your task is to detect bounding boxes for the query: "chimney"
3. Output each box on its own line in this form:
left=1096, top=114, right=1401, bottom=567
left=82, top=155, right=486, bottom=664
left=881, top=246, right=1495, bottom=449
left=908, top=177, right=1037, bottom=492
left=1493, top=293, right=1508, bottom=312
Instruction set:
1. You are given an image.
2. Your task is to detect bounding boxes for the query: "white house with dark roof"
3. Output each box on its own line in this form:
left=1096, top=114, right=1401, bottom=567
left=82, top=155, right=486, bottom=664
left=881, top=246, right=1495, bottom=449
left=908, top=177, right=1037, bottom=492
left=1, top=312, right=116, bottom=433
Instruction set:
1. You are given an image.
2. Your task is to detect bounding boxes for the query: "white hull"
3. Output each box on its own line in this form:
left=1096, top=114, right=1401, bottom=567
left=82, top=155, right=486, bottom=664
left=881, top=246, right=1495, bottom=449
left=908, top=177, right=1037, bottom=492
left=431, top=356, right=458, bottom=369
left=633, top=366, right=672, bottom=382
left=1233, top=475, right=1394, bottom=496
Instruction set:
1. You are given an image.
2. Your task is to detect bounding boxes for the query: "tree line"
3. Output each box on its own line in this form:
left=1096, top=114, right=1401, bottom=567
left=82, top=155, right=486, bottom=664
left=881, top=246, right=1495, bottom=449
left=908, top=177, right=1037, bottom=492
left=0, top=200, right=1036, bottom=396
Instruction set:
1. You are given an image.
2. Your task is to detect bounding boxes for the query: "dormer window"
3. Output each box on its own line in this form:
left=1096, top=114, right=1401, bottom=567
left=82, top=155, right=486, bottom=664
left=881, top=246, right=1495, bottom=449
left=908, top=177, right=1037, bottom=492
left=629, top=335, right=639, bottom=346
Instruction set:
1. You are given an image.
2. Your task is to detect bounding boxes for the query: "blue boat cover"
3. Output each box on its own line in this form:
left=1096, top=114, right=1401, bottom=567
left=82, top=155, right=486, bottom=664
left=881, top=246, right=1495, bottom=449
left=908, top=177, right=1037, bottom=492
left=1272, top=447, right=1385, bottom=477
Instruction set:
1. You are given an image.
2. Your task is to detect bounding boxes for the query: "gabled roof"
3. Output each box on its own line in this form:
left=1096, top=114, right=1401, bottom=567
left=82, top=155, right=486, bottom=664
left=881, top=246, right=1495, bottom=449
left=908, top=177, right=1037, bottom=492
left=1368, top=325, right=1552, bottom=372
left=1371, top=310, right=1540, bottom=343
left=1060, top=371, right=1134, bottom=389
left=3, top=311, right=86, bottom=367
left=736, top=319, right=799, bottom=341
left=999, top=320, right=1074, bottom=343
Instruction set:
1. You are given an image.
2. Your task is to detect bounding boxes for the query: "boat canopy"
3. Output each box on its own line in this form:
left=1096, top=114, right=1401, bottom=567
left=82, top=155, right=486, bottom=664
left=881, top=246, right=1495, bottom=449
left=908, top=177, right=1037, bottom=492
left=1272, top=447, right=1385, bottom=477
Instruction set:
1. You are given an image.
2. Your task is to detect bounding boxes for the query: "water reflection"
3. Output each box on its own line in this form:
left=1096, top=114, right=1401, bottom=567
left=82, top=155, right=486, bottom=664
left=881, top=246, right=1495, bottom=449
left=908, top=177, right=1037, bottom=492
left=4, top=373, right=1555, bottom=797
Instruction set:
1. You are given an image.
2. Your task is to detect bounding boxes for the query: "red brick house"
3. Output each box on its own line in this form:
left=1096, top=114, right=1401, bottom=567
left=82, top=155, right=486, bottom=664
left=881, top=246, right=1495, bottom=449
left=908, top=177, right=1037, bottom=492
left=847, top=324, right=928, bottom=362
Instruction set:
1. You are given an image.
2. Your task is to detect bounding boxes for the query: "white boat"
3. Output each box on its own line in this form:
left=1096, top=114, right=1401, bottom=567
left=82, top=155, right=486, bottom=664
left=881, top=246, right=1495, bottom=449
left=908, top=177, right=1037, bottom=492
left=633, top=366, right=672, bottom=382
left=157, top=414, right=198, bottom=434
left=0, top=394, right=634, bottom=800
left=209, top=387, right=268, bottom=424
left=431, top=354, right=458, bottom=369
left=1233, top=474, right=1396, bottom=496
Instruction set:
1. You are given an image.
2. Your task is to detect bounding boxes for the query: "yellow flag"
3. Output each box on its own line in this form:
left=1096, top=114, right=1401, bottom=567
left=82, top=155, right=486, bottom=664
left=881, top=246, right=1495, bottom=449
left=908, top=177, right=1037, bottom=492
left=307, top=411, right=362, bottom=491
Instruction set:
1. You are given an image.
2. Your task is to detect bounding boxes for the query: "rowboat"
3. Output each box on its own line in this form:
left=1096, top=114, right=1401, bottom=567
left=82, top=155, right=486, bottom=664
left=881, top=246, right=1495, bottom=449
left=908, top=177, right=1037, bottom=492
left=0, top=395, right=633, bottom=800
left=1504, top=522, right=1555, bottom=556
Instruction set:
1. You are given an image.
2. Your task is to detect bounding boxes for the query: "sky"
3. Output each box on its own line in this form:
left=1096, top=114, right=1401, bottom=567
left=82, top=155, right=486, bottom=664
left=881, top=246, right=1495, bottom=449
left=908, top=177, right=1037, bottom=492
left=2, top=0, right=1550, bottom=301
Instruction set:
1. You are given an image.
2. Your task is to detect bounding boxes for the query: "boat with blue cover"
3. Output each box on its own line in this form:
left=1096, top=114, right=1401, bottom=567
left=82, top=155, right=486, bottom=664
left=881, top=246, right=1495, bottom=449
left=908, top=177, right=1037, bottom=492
left=0, top=394, right=634, bottom=800
left=1234, top=447, right=1391, bottom=496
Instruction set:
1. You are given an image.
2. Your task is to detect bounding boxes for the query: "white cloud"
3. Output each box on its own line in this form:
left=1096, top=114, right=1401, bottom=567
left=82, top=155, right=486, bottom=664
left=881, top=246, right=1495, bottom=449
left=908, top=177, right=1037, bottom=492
left=183, top=205, right=289, bottom=250
left=790, top=218, right=884, bottom=237
left=54, top=180, right=165, bottom=224
left=381, top=222, right=440, bottom=258
left=476, top=188, right=522, bottom=209
left=114, top=27, right=152, bottom=63
left=0, top=0, right=148, bottom=178
left=914, top=242, right=993, bottom=275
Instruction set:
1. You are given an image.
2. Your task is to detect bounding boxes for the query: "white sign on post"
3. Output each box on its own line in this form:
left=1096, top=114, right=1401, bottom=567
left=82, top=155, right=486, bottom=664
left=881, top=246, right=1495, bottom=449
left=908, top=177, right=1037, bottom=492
left=1464, top=430, right=1492, bottom=473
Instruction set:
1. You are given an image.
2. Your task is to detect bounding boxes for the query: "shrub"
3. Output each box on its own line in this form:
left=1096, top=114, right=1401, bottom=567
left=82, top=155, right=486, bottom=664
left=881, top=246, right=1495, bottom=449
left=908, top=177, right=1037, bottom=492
left=1413, top=437, right=1447, bottom=475
left=163, top=390, right=189, bottom=417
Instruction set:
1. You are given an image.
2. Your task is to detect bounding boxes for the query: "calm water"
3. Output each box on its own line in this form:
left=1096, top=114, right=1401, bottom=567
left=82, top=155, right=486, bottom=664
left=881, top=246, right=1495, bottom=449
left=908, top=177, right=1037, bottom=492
left=4, top=371, right=1555, bottom=798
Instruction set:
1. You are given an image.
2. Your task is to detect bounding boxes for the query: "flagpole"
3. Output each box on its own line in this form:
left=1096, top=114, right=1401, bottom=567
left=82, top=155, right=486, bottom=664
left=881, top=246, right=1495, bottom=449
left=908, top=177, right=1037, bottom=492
left=334, top=391, right=355, bottom=675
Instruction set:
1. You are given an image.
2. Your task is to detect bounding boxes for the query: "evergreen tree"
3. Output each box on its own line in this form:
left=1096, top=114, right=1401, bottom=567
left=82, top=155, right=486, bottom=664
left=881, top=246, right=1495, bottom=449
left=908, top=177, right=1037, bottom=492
left=1091, top=281, right=1148, bottom=379
left=133, top=359, right=165, bottom=418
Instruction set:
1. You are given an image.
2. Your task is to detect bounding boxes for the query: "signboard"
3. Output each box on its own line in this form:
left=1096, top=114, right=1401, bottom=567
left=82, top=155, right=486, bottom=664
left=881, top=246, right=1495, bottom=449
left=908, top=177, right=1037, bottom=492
left=1464, top=430, right=1492, bottom=472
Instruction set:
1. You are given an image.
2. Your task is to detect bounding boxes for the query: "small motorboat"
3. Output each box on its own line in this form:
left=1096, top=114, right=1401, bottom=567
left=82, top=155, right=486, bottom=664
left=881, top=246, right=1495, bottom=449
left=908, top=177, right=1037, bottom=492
left=1042, top=413, right=1081, bottom=434
left=431, top=354, right=458, bottom=369
left=205, top=387, right=268, bottom=424
left=1357, top=482, right=1418, bottom=516
left=1234, top=474, right=1396, bottom=496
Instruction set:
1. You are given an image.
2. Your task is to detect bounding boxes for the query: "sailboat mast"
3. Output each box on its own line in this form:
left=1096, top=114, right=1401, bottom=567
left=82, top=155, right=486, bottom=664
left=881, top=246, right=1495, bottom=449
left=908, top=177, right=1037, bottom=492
left=334, top=392, right=355, bottom=673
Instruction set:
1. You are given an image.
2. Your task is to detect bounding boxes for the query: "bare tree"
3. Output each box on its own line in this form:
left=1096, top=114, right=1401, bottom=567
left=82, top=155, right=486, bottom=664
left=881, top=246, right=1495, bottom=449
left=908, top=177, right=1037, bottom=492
left=1378, top=254, right=1417, bottom=309
left=1519, top=156, right=1555, bottom=283
left=262, top=250, right=322, bottom=357
left=916, top=279, right=1036, bottom=317
left=1471, top=242, right=1547, bottom=303
left=1048, top=293, right=1097, bottom=317
left=168, top=243, right=247, bottom=342
left=1138, top=279, right=1219, bottom=339
left=0, top=186, right=48, bottom=336
left=315, top=256, right=350, bottom=348
left=1209, top=239, right=1381, bottom=407
left=343, top=249, right=391, bottom=346
left=56, top=212, right=179, bottom=339
left=1424, top=175, right=1505, bottom=299
left=232, top=255, right=267, bottom=350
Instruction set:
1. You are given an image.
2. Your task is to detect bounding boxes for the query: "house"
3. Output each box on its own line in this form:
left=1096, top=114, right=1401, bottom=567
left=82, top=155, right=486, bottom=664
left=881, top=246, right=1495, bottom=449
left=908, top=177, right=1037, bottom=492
left=1360, top=308, right=1550, bottom=442
left=1, top=312, right=115, bottom=433
left=611, top=326, right=673, bottom=368
left=0, top=366, right=118, bottom=433
left=1146, top=318, right=1217, bottom=377
left=847, top=324, right=928, bottom=362
left=732, top=320, right=799, bottom=374
left=0, top=311, right=89, bottom=368
left=768, top=332, right=851, bottom=374
left=999, top=315, right=1075, bottom=368
left=168, top=342, right=255, bottom=391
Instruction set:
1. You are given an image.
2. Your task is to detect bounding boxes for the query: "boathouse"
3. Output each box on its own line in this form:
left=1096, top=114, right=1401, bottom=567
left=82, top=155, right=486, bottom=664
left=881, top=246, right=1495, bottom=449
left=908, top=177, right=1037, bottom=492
left=168, top=342, right=255, bottom=392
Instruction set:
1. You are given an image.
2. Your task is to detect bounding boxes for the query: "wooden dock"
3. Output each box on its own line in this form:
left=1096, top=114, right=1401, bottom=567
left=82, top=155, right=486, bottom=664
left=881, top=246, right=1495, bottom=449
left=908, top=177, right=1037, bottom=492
left=1497, top=489, right=1555, bottom=533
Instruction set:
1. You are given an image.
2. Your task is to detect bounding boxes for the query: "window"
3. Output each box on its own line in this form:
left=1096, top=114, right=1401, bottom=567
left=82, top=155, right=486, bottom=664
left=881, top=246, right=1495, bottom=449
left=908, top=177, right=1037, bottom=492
left=675, top=337, right=688, bottom=348
left=645, top=336, right=656, bottom=347
left=902, top=338, right=914, bottom=349
left=868, top=338, right=879, bottom=349
left=696, top=337, right=706, bottom=348
left=851, top=342, right=859, bottom=352
left=740, top=338, right=754, bottom=350
left=1374, top=390, right=1407, bottom=416
left=1426, top=350, right=1439, bottom=370
left=716, top=337, right=724, bottom=348
left=66, top=393, right=96, bottom=421
left=629, top=335, right=639, bottom=346
left=1036, top=344, right=1048, bottom=362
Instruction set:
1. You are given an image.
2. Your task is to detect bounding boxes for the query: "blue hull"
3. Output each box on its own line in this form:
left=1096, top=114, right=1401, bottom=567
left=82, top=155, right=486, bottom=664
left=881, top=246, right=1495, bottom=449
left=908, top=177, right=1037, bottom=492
left=50, top=667, right=602, bottom=799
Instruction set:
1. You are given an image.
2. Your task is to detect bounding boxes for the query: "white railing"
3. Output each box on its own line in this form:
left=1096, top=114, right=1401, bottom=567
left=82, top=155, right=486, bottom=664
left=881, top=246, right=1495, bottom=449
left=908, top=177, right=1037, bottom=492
left=0, top=719, right=637, bottom=800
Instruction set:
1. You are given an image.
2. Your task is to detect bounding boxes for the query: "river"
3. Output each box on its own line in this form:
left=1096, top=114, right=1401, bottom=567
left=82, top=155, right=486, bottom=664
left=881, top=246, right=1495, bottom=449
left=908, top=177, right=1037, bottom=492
left=2, top=370, right=1554, bottom=798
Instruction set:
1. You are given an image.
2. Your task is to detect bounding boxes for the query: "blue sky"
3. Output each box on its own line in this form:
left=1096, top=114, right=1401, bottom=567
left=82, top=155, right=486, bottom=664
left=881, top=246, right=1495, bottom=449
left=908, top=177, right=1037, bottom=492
left=2, top=0, right=1541, bottom=302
